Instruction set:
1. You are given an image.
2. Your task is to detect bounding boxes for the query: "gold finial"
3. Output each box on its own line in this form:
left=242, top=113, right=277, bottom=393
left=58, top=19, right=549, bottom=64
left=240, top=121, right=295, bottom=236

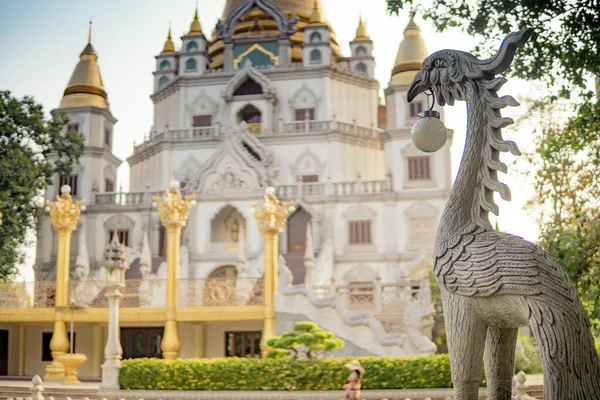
left=88, top=18, right=92, bottom=43
left=405, top=9, right=420, bottom=34
left=308, top=0, right=323, bottom=24
left=161, top=26, right=176, bottom=54
left=152, top=181, right=196, bottom=229
left=188, top=6, right=203, bottom=34
left=354, top=15, right=369, bottom=40
left=252, top=187, right=295, bottom=235
left=45, top=185, right=85, bottom=233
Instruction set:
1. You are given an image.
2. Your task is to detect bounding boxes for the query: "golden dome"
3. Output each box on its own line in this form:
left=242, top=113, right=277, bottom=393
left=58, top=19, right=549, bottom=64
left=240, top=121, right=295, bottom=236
left=60, top=40, right=109, bottom=110
left=222, top=0, right=320, bottom=18
left=161, top=28, right=176, bottom=54
left=188, top=8, right=203, bottom=35
left=354, top=16, right=369, bottom=40
left=209, top=0, right=342, bottom=69
left=308, top=0, right=323, bottom=24
left=390, top=11, right=429, bottom=85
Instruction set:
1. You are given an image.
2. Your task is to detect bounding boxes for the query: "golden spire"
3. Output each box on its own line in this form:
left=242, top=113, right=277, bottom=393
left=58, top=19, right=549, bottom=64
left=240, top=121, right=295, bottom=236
left=308, top=0, right=323, bottom=24
left=354, top=15, right=369, bottom=40
left=188, top=6, right=203, bottom=35
left=390, top=9, right=429, bottom=84
left=59, top=21, right=109, bottom=110
left=161, top=26, right=176, bottom=54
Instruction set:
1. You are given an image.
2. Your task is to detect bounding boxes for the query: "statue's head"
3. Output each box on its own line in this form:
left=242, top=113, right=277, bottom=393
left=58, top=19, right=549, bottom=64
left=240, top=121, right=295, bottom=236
left=407, top=28, right=533, bottom=105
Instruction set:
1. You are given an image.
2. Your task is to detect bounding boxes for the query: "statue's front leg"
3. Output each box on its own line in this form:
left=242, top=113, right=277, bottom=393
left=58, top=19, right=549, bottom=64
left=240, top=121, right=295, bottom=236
left=443, top=292, right=487, bottom=400
left=484, top=326, right=518, bottom=400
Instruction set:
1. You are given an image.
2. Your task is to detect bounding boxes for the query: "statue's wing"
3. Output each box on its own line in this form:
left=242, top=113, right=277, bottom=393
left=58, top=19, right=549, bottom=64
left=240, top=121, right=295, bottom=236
left=435, top=224, right=579, bottom=314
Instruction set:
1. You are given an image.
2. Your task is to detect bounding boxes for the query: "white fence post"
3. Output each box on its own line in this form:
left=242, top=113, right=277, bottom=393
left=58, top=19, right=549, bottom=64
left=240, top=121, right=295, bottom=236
left=29, top=375, right=44, bottom=400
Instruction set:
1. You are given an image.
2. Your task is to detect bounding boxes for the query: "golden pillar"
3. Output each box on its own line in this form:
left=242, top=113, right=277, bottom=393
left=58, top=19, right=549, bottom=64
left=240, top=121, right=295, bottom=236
left=252, top=187, right=294, bottom=355
left=44, top=185, right=85, bottom=380
left=153, top=181, right=196, bottom=360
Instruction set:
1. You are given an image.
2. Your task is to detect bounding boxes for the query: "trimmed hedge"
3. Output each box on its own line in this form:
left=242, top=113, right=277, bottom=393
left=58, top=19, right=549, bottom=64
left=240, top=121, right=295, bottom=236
left=120, top=355, right=456, bottom=390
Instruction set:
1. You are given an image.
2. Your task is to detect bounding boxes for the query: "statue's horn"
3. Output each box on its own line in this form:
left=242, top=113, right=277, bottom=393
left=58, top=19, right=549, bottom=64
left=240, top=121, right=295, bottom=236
left=476, top=28, right=533, bottom=75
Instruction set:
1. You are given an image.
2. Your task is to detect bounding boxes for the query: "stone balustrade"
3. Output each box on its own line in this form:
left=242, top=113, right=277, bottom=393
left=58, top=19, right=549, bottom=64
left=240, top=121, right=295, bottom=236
left=277, top=179, right=392, bottom=199
left=0, top=278, right=264, bottom=309
left=2, top=373, right=542, bottom=400
left=0, top=279, right=423, bottom=315
left=133, top=119, right=381, bottom=154
left=93, top=178, right=392, bottom=209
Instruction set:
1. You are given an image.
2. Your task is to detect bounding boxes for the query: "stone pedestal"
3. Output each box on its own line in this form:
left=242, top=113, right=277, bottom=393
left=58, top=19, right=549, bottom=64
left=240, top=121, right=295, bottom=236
left=56, top=353, right=87, bottom=385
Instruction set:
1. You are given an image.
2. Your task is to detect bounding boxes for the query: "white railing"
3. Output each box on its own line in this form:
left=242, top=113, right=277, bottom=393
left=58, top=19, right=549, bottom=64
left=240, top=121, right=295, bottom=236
left=0, top=279, right=264, bottom=309
left=94, top=191, right=163, bottom=206
left=93, top=179, right=391, bottom=209
left=134, top=120, right=381, bottom=153
left=2, top=372, right=541, bottom=400
left=311, top=280, right=424, bottom=315
left=277, top=179, right=391, bottom=198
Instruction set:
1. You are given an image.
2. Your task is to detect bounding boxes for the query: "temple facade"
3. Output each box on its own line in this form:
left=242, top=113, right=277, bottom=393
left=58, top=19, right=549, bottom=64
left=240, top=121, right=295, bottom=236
left=0, top=0, right=452, bottom=378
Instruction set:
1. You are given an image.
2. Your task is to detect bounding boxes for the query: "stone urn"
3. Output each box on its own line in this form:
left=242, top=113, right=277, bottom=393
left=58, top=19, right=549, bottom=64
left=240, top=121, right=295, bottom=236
left=56, top=353, right=87, bottom=385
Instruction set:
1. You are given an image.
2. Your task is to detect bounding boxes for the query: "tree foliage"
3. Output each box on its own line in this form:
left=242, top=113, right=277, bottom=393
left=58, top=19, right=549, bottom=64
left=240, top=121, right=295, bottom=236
left=0, top=91, right=84, bottom=279
left=386, top=0, right=600, bottom=95
left=266, top=321, right=344, bottom=360
left=522, top=98, right=600, bottom=333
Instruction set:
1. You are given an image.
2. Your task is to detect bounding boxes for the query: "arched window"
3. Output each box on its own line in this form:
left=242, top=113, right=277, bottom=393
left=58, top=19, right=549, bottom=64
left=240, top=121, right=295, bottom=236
left=238, top=104, right=261, bottom=124
left=185, top=58, right=197, bottom=71
left=309, top=32, right=322, bottom=43
left=158, top=76, right=169, bottom=88
left=356, top=62, right=367, bottom=74
left=186, top=41, right=198, bottom=52
left=356, top=45, right=367, bottom=56
left=159, top=60, right=170, bottom=70
left=310, top=49, right=322, bottom=63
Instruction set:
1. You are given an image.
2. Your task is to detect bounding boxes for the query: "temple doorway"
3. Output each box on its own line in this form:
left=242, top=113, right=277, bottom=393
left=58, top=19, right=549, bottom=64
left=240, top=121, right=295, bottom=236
left=283, top=207, right=311, bottom=284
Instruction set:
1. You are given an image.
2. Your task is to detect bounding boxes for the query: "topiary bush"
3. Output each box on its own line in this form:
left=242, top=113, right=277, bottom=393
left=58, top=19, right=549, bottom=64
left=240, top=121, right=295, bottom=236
left=120, top=355, right=459, bottom=390
left=266, top=321, right=344, bottom=360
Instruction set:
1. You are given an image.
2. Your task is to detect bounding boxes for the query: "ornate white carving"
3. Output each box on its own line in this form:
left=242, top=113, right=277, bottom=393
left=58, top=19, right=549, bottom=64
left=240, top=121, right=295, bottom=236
left=288, top=84, right=321, bottom=117
left=210, top=166, right=250, bottom=192
left=276, top=260, right=427, bottom=357
left=314, top=237, right=334, bottom=286
left=289, top=146, right=326, bottom=179
left=344, top=264, right=377, bottom=283
left=186, top=124, right=280, bottom=192
left=222, top=62, right=277, bottom=102
left=174, top=154, right=202, bottom=186
left=404, top=201, right=438, bottom=218
left=104, top=214, right=135, bottom=230
left=188, top=91, right=218, bottom=118
left=216, top=0, right=297, bottom=40
left=139, top=261, right=166, bottom=307
left=342, top=204, right=377, bottom=220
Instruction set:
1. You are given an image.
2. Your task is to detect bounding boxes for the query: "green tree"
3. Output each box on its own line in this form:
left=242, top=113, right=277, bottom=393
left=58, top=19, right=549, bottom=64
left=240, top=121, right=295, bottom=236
left=386, top=0, right=600, bottom=95
left=266, top=321, right=344, bottom=359
left=0, top=91, right=84, bottom=279
left=522, top=98, right=600, bottom=333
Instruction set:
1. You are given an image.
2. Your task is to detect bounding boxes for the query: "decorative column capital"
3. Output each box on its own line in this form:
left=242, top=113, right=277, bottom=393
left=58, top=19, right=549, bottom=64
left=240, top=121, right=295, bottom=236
left=103, top=236, right=128, bottom=288
left=153, top=181, right=196, bottom=229
left=45, top=185, right=85, bottom=233
left=252, top=187, right=295, bottom=236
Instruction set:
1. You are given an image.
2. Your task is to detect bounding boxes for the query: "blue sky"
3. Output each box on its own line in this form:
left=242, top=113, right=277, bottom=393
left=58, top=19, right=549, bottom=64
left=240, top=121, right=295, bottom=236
left=0, top=0, right=541, bottom=276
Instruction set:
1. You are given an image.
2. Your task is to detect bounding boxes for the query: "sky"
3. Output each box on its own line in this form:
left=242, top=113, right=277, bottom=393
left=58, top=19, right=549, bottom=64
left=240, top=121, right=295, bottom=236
left=0, top=0, right=542, bottom=278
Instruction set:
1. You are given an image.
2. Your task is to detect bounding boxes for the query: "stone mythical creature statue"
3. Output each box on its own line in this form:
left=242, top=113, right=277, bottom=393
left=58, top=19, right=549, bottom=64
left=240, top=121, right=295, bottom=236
left=407, top=28, right=600, bottom=399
